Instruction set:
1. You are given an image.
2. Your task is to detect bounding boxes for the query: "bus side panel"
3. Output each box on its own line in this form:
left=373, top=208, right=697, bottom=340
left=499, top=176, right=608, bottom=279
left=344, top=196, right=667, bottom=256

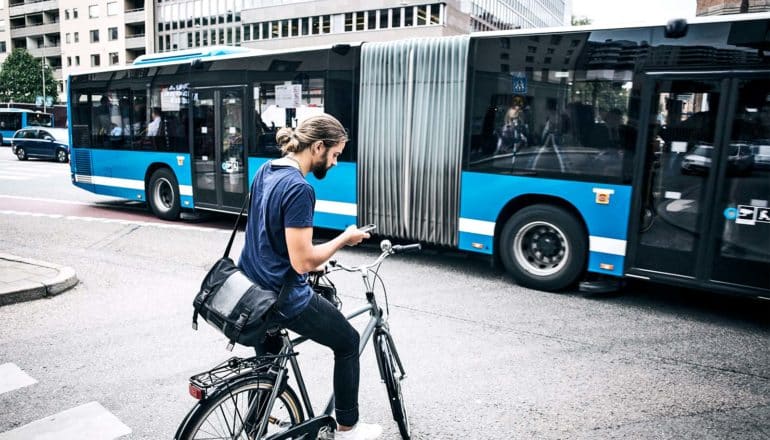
left=247, top=158, right=357, bottom=230
left=86, top=150, right=193, bottom=207
left=458, top=171, right=632, bottom=277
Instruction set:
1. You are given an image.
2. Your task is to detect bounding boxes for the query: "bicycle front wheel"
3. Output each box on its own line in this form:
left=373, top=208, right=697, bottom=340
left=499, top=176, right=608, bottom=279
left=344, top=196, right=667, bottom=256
left=375, top=332, right=410, bottom=439
left=179, top=375, right=304, bottom=440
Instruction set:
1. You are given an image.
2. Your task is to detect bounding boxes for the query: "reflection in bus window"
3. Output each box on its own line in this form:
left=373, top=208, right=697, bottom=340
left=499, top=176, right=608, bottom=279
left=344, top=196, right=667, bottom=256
left=252, top=78, right=325, bottom=157
left=715, top=79, right=770, bottom=276
left=468, top=34, right=639, bottom=182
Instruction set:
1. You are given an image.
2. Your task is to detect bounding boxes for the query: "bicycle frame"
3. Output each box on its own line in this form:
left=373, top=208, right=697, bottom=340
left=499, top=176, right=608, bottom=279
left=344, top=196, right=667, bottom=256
left=252, top=259, right=407, bottom=439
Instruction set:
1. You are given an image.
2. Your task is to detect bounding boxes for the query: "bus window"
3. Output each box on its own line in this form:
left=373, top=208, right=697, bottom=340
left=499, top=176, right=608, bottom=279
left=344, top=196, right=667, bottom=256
left=711, top=78, right=770, bottom=289
left=27, top=113, right=52, bottom=127
left=468, top=32, right=641, bottom=183
left=0, top=113, right=22, bottom=131
left=252, top=77, right=325, bottom=157
left=143, top=83, right=189, bottom=153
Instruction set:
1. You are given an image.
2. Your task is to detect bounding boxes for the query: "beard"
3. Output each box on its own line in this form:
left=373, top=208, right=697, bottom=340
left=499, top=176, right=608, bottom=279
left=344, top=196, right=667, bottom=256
left=311, top=150, right=330, bottom=179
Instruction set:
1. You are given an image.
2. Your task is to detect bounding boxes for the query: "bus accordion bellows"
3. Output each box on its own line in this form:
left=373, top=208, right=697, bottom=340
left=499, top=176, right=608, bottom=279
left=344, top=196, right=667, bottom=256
left=67, top=13, right=770, bottom=296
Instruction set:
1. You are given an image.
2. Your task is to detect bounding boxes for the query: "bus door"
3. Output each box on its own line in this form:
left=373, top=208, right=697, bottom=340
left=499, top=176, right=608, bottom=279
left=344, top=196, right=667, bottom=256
left=630, top=75, right=770, bottom=291
left=191, top=86, right=247, bottom=210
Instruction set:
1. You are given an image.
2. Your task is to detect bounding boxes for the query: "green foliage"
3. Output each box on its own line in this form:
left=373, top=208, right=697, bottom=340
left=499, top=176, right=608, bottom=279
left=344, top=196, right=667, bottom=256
left=571, top=15, right=592, bottom=26
left=0, top=48, right=57, bottom=104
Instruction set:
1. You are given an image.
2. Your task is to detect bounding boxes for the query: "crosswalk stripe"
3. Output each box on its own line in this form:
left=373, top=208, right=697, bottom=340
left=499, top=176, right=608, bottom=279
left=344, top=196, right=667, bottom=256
left=0, top=363, right=37, bottom=395
left=0, top=401, right=131, bottom=440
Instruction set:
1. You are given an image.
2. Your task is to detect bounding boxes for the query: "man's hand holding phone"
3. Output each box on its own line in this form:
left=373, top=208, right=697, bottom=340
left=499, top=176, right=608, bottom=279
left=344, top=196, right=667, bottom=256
left=342, top=224, right=376, bottom=246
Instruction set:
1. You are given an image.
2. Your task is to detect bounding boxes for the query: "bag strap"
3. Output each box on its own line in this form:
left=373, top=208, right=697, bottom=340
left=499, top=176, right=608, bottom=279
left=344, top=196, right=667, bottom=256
left=227, top=305, right=253, bottom=351
left=222, top=183, right=252, bottom=259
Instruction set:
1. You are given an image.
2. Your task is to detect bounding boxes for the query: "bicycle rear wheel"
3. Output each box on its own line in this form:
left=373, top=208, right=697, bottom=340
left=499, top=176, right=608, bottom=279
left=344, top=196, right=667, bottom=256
left=375, top=332, right=410, bottom=439
left=179, top=375, right=304, bottom=440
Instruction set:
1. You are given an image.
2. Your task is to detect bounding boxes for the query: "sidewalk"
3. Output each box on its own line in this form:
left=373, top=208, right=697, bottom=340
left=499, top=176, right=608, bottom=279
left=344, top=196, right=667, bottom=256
left=0, top=253, right=78, bottom=306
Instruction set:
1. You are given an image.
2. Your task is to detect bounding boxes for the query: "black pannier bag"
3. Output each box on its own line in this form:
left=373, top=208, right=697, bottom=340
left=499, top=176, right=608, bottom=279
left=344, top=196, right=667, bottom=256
left=191, top=178, right=293, bottom=350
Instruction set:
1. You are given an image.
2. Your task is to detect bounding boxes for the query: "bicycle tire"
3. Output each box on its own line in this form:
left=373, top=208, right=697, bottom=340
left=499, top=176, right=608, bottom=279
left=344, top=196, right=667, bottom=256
left=178, top=375, right=304, bottom=440
left=376, top=333, right=410, bottom=439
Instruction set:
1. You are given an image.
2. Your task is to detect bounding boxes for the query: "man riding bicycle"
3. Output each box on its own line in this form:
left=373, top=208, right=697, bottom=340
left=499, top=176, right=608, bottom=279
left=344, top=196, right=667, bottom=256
left=238, top=114, right=382, bottom=440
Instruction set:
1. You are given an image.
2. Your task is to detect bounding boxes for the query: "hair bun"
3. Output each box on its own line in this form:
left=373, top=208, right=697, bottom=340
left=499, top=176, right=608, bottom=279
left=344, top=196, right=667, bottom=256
left=275, top=127, right=294, bottom=147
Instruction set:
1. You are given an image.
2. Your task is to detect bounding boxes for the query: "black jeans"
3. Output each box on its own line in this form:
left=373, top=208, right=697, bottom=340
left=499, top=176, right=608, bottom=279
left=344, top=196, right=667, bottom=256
left=256, top=294, right=361, bottom=427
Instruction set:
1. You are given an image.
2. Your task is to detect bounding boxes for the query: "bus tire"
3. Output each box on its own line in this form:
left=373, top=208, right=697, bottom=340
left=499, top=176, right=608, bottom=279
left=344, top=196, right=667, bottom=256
left=499, top=204, right=586, bottom=291
left=148, top=168, right=181, bottom=220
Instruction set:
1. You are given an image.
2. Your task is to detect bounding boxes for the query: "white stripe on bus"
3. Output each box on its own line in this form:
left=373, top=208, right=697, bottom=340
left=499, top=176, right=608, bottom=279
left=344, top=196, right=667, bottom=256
left=75, top=175, right=192, bottom=196
left=460, top=217, right=627, bottom=256
left=589, top=236, right=627, bottom=256
left=458, top=217, right=495, bottom=236
left=315, top=200, right=357, bottom=217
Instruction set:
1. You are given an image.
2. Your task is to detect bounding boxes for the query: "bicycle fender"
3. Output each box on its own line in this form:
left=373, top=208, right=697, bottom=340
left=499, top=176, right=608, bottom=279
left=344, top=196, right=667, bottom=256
left=265, top=415, right=336, bottom=440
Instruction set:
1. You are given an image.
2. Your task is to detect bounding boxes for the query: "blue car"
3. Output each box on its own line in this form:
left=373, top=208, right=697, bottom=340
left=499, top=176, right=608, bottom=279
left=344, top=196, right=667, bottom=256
left=11, top=127, right=70, bottom=163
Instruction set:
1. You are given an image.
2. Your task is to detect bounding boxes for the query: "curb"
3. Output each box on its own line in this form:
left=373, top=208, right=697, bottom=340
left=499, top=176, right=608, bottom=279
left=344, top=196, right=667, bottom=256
left=0, top=253, right=79, bottom=306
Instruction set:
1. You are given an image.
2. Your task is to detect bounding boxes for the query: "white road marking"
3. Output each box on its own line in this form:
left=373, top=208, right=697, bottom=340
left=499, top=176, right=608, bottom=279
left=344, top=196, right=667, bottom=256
left=0, top=195, right=92, bottom=206
left=0, top=210, right=230, bottom=233
left=0, top=401, right=131, bottom=440
left=0, top=363, right=37, bottom=395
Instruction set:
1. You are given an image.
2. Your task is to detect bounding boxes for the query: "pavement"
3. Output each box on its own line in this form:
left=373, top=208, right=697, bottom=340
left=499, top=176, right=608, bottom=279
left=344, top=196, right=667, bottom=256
left=0, top=253, right=78, bottom=307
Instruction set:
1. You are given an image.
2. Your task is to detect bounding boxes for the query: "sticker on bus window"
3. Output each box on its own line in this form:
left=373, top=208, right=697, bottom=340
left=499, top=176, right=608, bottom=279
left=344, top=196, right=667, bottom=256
left=664, top=191, right=681, bottom=200
left=758, top=208, right=770, bottom=223
left=671, top=141, right=687, bottom=153
left=737, top=205, right=757, bottom=225
left=201, top=127, right=208, bottom=134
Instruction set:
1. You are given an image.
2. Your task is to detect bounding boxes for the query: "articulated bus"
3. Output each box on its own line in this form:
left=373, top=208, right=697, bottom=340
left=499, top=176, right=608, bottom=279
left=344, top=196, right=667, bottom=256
left=68, top=14, right=770, bottom=296
left=0, top=108, right=53, bottom=145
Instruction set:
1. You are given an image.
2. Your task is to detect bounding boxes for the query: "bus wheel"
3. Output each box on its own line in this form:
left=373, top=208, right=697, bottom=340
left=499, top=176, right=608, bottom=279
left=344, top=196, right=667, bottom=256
left=500, top=204, right=586, bottom=291
left=16, top=147, right=27, bottom=160
left=148, top=168, right=181, bottom=220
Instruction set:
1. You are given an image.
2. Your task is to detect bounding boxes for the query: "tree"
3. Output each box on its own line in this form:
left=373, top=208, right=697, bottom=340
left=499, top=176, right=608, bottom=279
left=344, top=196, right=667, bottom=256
left=571, top=15, right=592, bottom=26
left=0, top=48, right=57, bottom=104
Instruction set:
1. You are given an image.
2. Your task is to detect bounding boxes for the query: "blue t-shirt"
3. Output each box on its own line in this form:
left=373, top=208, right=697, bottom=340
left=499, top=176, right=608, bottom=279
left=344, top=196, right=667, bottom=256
left=239, top=161, right=315, bottom=319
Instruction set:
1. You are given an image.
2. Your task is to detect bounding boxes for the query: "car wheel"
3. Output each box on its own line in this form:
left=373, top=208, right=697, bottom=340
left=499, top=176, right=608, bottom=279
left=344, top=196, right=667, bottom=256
left=56, top=149, right=69, bottom=163
left=16, top=147, right=27, bottom=160
left=499, top=204, right=587, bottom=291
left=148, top=168, right=181, bottom=220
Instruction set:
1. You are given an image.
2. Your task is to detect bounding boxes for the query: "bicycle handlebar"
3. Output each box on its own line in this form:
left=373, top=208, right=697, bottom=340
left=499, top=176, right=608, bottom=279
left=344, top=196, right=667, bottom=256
left=326, top=239, right=421, bottom=273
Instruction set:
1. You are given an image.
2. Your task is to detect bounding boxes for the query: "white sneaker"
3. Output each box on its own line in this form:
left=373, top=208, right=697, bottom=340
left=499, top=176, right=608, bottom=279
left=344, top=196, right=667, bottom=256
left=335, top=422, right=383, bottom=440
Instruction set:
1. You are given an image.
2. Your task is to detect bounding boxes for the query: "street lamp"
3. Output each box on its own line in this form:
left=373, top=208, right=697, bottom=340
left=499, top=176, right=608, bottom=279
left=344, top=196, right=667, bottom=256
left=41, top=43, right=46, bottom=113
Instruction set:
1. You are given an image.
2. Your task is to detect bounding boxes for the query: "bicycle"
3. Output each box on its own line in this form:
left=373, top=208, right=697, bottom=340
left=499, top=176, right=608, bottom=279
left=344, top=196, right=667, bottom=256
left=175, top=238, right=419, bottom=440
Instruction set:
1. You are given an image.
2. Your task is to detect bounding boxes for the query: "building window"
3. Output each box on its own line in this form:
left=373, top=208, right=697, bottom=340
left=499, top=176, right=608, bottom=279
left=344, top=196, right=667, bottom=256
left=67, top=56, right=71, bottom=66
left=0, top=42, right=6, bottom=53
left=66, top=33, right=71, bottom=44
left=393, top=8, right=402, bottom=27
left=74, top=32, right=79, bottom=43
left=73, top=8, right=79, bottom=19
left=107, top=2, right=118, bottom=16
left=65, top=9, right=70, bottom=20
left=109, top=27, right=118, bottom=40
left=243, top=25, right=251, bottom=41
left=91, top=54, right=100, bottom=66
left=379, top=9, right=389, bottom=28
left=109, top=52, right=118, bottom=65
left=75, top=55, right=80, bottom=65
left=89, top=5, right=99, bottom=18
left=90, top=29, right=99, bottom=43
left=528, top=46, right=536, bottom=53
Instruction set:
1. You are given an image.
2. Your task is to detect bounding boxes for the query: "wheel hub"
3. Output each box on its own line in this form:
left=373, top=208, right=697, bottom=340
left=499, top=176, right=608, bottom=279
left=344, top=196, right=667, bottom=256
left=513, top=221, right=569, bottom=276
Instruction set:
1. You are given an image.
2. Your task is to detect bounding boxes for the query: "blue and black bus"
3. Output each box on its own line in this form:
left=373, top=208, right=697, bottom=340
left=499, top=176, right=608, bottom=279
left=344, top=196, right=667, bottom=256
left=68, top=13, right=770, bottom=296
left=0, top=108, right=53, bottom=145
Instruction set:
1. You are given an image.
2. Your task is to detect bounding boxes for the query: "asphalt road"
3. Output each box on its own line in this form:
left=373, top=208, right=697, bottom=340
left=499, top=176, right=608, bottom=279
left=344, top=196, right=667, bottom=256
left=0, top=151, right=768, bottom=439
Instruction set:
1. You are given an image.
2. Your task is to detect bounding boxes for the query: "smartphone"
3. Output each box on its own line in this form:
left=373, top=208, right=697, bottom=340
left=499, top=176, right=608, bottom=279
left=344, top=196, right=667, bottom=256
left=358, top=224, right=377, bottom=233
